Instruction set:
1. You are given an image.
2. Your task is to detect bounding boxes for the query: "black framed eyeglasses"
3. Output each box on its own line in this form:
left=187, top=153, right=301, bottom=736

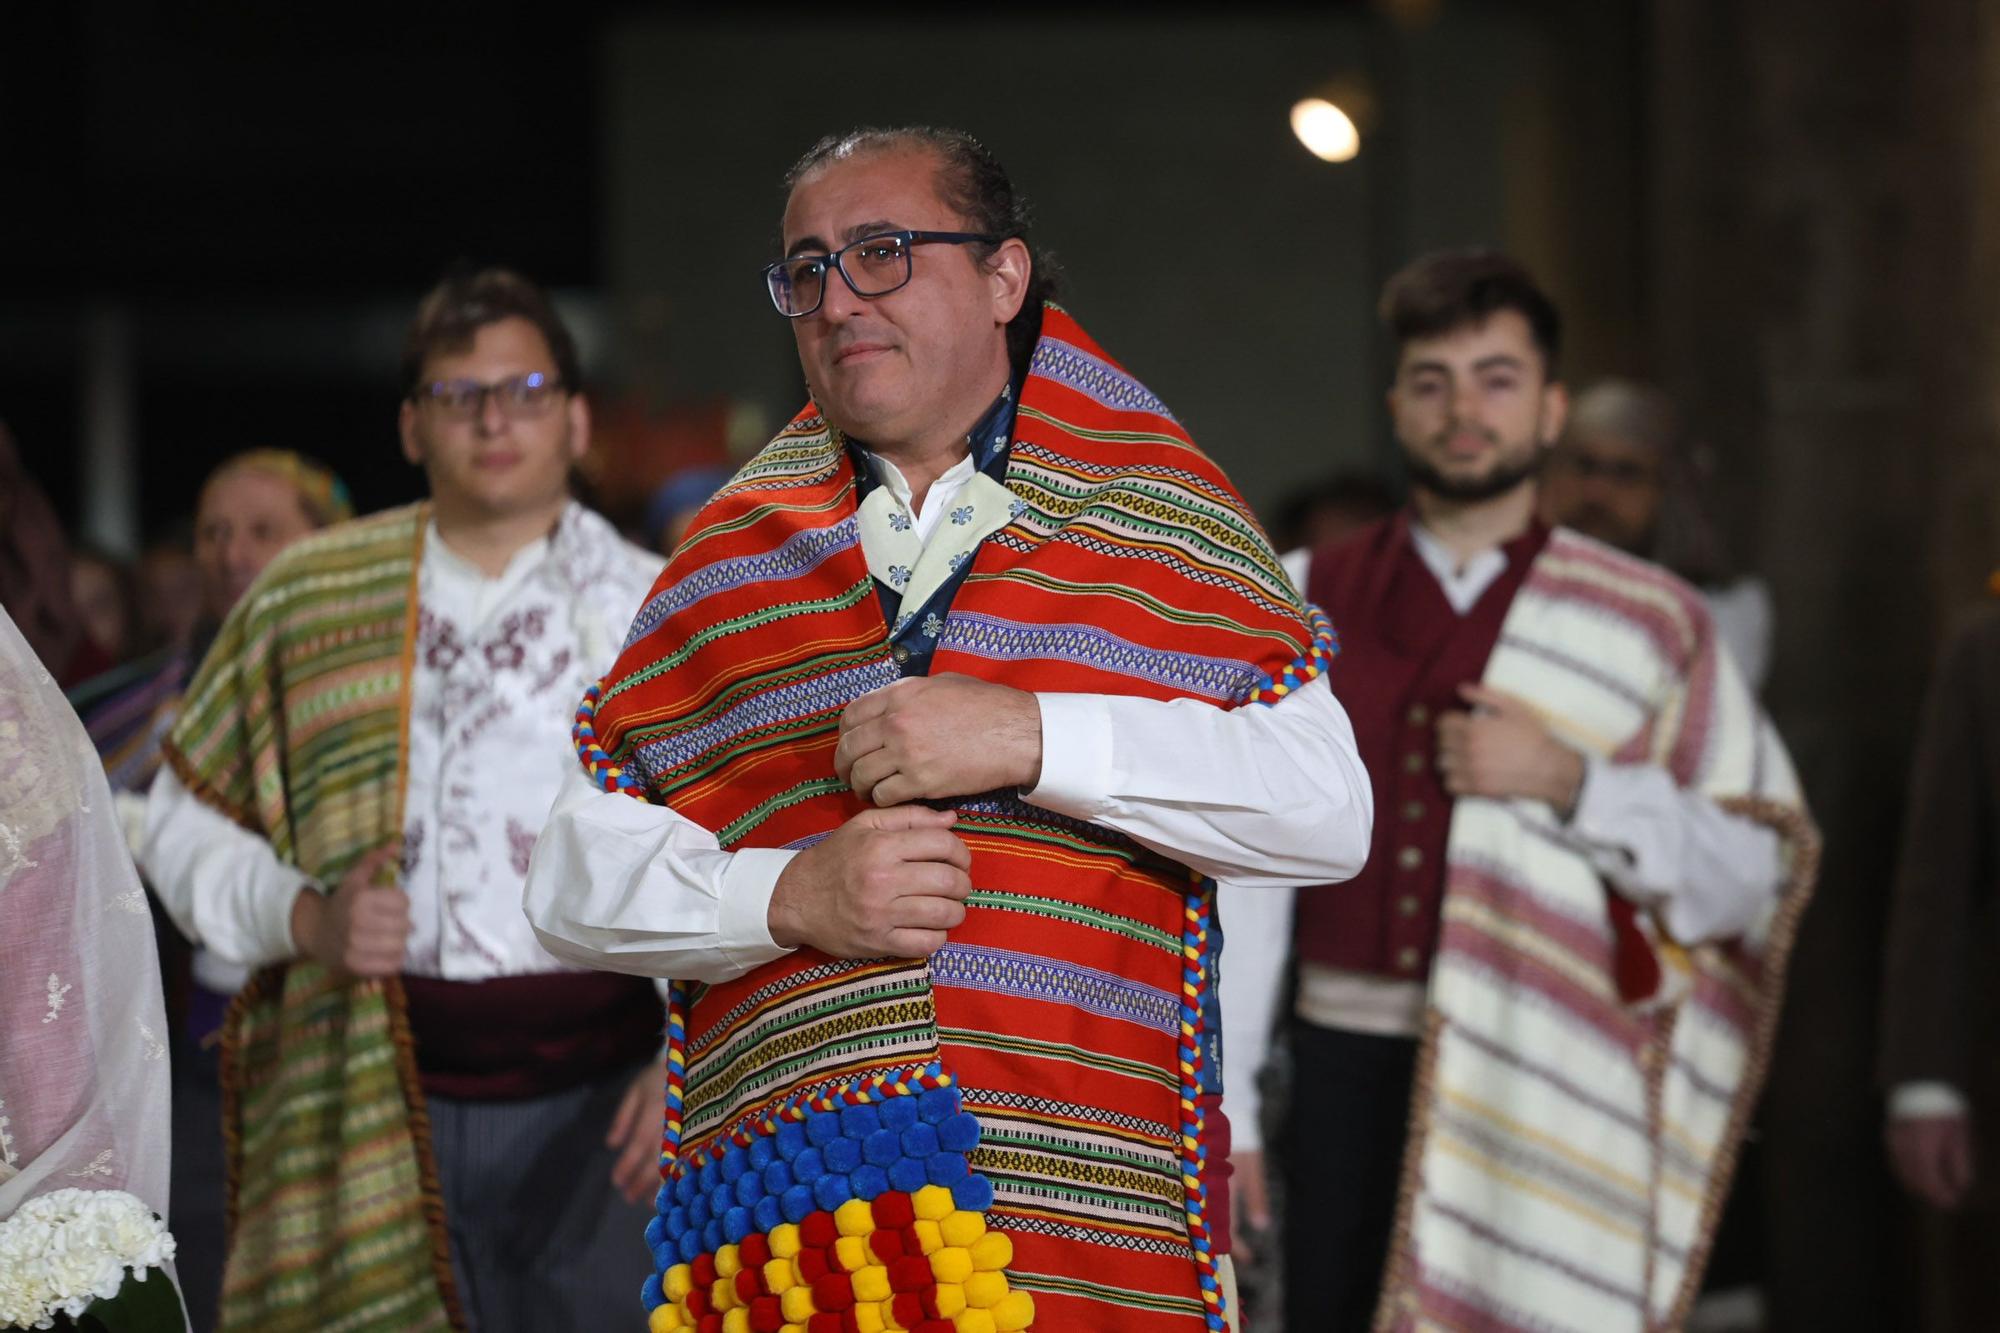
left=412, top=371, right=565, bottom=422
left=763, top=230, right=1000, bottom=318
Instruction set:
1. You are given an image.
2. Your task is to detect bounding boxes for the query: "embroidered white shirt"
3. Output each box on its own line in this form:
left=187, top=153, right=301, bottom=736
left=142, top=503, right=663, bottom=980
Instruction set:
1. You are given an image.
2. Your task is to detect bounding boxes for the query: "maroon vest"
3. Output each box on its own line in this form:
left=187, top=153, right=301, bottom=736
left=1295, top=514, right=1550, bottom=979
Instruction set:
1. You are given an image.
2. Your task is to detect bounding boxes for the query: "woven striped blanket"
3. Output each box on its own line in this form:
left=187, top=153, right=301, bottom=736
left=165, top=504, right=460, bottom=1333
left=1377, top=530, right=1818, bottom=1332
left=581, top=307, right=1332, bottom=1333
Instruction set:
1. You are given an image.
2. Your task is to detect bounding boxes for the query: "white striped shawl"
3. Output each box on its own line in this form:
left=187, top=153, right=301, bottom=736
left=1378, top=529, right=1819, bottom=1333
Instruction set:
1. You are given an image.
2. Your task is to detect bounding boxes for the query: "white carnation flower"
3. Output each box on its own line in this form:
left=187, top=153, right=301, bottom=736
left=0, top=1187, right=177, bottom=1328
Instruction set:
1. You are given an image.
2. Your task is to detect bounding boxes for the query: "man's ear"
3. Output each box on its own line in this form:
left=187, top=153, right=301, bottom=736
left=988, top=237, right=1032, bottom=326
left=566, top=392, right=592, bottom=463
left=399, top=400, right=424, bottom=467
left=1538, top=380, right=1570, bottom=447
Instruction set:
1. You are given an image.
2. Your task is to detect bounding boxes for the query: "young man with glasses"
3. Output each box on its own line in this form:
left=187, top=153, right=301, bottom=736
left=1224, top=249, right=1818, bottom=1332
left=523, top=127, right=1373, bottom=1333
left=143, top=268, right=665, bottom=1333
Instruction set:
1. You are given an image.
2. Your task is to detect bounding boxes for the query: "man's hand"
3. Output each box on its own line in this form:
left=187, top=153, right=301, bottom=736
left=835, top=674, right=1042, bottom=807
left=1230, top=1147, right=1273, bottom=1266
left=1435, top=683, right=1586, bottom=814
left=768, top=805, right=973, bottom=958
left=1888, top=1112, right=1977, bottom=1211
left=607, top=1060, right=667, bottom=1205
left=290, top=843, right=410, bottom=977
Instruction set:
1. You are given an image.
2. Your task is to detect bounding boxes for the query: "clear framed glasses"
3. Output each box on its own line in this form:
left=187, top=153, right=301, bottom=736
left=413, top=371, right=565, bottom=421
left=763, top=229, right=1000, bottom=318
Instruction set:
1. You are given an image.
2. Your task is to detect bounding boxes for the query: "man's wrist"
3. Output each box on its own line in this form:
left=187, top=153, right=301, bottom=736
left=288, top=884, right=323, bottom=959
left=1545, top=743, right=1587, bottom=817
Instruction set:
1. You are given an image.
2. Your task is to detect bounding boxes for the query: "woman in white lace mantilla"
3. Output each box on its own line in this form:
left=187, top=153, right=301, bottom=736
left=0, top=605, right=183, bottom=1329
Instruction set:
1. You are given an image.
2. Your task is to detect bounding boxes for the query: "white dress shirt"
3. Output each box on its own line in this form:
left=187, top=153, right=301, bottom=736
left=523, top=456, right=1375, bottom=986
left=142, top=504, right=663, bottom=979
left=1219, top=534, right=1787, bottom=1152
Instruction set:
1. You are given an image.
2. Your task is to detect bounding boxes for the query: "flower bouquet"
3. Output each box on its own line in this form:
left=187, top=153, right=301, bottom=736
left=0, top=1189, right=181, bottom=1331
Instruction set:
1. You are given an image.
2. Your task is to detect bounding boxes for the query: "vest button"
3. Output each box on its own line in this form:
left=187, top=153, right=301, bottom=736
left=1407, top=704, right=1430, bottom=726
left=1402, top=751, right=1425, bottom=775
left=1397, top=846, right=1423, bottom=871
left=1396, top=946, right=1421, bottom=972
left=1401, top=800, right=1425, bottom=822
left=1397, top=894, right=1421, bottom=917
left=891, top=645, right=912, bottom=666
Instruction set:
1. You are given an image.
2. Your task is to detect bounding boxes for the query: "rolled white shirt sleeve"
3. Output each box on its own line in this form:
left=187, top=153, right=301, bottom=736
left=1557, top=756, right=1787, bottom=943
left=1025, top=673, right=1372, bottom=889
left=140, top=766, right=314, bottom=970
left=524, top=763, right=797, bottom=984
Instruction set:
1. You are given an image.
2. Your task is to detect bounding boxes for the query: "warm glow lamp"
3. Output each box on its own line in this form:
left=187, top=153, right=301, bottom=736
left=1290, top=75, right=1376, bottom=164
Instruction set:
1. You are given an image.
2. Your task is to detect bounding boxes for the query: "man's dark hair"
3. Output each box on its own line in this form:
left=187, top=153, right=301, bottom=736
left=1378, top=248, right=1561, bottom=376
left=400, top=266, right=583, bottom=398
left=784, top=127, right=1061, bottom=374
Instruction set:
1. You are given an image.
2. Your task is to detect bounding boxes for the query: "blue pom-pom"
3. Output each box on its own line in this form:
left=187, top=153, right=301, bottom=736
left=667, top=1206, right=690, bottom=1236
left=672, top=1174, right=694, bottom=1207
left=863, top=1129, right=902, bottom=1167
left=813, top=1173, right=852, bottom=1214
left=841, top=1104, right=882, bottom=1138
left=888, top=1157, right=930, bottom=1194
left=824, top=1137, right=862, bottom=1174
left=776, top=1121, right=808, bottom=1160
left=937, top=1111, right=981, bottom=1154
left=724, top=1206, right=753, bottom=1245
left=754, top=1196, right=783, bottom=1234
left=734, top=1172, right=763, bottom=1209
left=806, top=1111, right=843, bottom=1146
left=679, top=1228, right=703, bottom=1262
left=782, top=1184, right=816, bottom=1224
left=703, top=1219, right=723, bottom=1254
left=721, top=1150, right=750, bottom=1183
left=950, top=1174, right=994, bottom=1213
left=642, top=1272, right=665, bottom=1312
left=900, top=1124, right=939, bottom=1159
left=646, top=1214, right=669, bottom=1247
left=651, top=1236, right=678, bottom=1270
left=699, top=1160, right=723, bottom=1197
left=917, top=1087, right=959, bottom=1124
left=851, top=1164, right=889, bottom=1200
left=763, top=1161, right=793, bottom=1195
left=687, top=1194, right=710, bottom=1227
left=879, top=1098, right=919, bottom=1132
left=926, top=1152, right=970, bottom=1186
left=748, top=1137, right=776, bottom=1171
left=794, top=1146, right=825, bottom=1182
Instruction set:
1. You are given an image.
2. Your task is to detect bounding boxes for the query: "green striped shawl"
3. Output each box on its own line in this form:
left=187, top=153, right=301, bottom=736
left=165, top=503, right=461, bottom=1333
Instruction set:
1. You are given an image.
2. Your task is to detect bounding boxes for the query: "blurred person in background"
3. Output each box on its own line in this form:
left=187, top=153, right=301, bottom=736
left=1226, top=250, right=1818, bottom=1333
left=1268, top=470, right=1398, bottom=554
left=68, top=449, right=352, bottom=1333
left=1539, top=378, right=1773, bottom=692
left=140, top=267, right=664, bottom=1333
left=69, top=543, right=140, bottom=666
left=137, top=527, right=204, bottom=658
left=1879, top=579, right=2000, bottom=1332
left=0, top=423, right=116, bottom=687
left=639, top=461, right=731, bottom=556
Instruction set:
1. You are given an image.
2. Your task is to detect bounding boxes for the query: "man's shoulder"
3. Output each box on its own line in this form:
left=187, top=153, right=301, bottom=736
left=1544, top=526, right=1710, bottom=608
left=559, top=502, right=665, bottom=594
left=1303, top=515, right=1402, bottom=590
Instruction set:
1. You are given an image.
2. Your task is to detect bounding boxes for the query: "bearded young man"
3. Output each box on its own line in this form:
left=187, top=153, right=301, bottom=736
left=523, top=126, right=1373, bottom=1333
left=1224, top=250, right=1819, bottom=1333
left=141, top=269, right=665, bottom=1333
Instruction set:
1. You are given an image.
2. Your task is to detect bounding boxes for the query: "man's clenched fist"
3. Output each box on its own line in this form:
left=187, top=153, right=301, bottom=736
left=835, top=674, right=1043, bottom=806
left=291, top=843, right=411, bottom=977
left=768, top=805, right=973, bottom=959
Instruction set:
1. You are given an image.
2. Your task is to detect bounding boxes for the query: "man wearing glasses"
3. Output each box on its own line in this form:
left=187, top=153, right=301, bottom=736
left=524, top=127, right=1372, bottom=1333
left=144, top=268, right=665, bottom=1332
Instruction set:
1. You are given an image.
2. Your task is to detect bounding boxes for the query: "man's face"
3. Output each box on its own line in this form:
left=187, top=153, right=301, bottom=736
left=780, top=149, right=1026, bottom=447
left=398, top=315, right=587, bottom=519
left=195, top=468, right=318, bottom=618
left=1540, top=429, right=1663, bottom=555
left=1387, top=310, right=1566, bottom=503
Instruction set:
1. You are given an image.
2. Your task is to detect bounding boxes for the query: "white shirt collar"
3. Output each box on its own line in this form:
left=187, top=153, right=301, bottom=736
left=864, top=450, right=977, bottom=547
left=1408, top=520, right=1510, bottom=616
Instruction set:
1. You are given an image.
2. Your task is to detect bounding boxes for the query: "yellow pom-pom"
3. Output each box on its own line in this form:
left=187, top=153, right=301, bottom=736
left=913, top=1185, right=955, bottom=1221
left=931, top=1283, right=967, bottom=1319
left=911, top=1220, right=944, bottom=1255
left=723, top=1308, right=751, bottom=1333
left=770, top=1223, right=803, bottom=1259
left=953, top=1309, right=996, bottom=1333
left=851, top=1302, right=886, bottom=1333
left=853, top=1264, right=892, bottom=1303
left=968, top=1232, right=1012, bottom=1271
left=836, top=1198, right=877, bottom=1238
left=782, top=1325, right=806, bottom=1333
left=764, top=1258, right=795, bottom=1294
left=992, top=1290, right=1035, bottom=1332
left=835, top=1235, right=871, bottom=1273
left=939, top=1211, right=985, bottom=1249
left=648, top=1303, right=686, bottom=1333
left=716, top=1244, right=743, bottom=1279
left=664, top=1264, right=696, bottom=1302
left=931, top=1246, right=974, bottom=1285
left=781, top=1285, right=817, bottom=1323
left=713, top=1277, right=739, bottom=1312
left=963, top=1271, right=1007, bottom=1309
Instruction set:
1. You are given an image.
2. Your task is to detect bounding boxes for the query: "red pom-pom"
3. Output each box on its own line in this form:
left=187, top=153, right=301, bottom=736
left=869, top=1229, right=906, bottom=1263
left=692, top=1254, right=717, bottom=1288
left=698, top=1314, right=723, bottom=1333
left=872, top=1191, right=914, bottom=1230
left=798, top=1248, right=830, bottom=1283
left=890, top=1255, right=932, bottom=1293
left=686, top=1288, right=711, bottom=1319
left=800, top=1212, right=837, bottom=1249
left=892, top=1293, right=925, bottom=1326
left=916, top=1321, right=956, bottom=1333
left=811, top=1274, right=855, bottom=1312
left=735, top=1268, right=761, bottom=1302
left=741, top=1233, right=772, bottom=1268
left=748, top=1295, right=784, bottom=1332
left=808, top=1315, right=844, bottom=1333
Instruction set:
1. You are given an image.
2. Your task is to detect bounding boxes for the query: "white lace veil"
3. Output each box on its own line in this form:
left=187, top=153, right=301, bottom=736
left=0, top=603, right=172, bottom=1222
